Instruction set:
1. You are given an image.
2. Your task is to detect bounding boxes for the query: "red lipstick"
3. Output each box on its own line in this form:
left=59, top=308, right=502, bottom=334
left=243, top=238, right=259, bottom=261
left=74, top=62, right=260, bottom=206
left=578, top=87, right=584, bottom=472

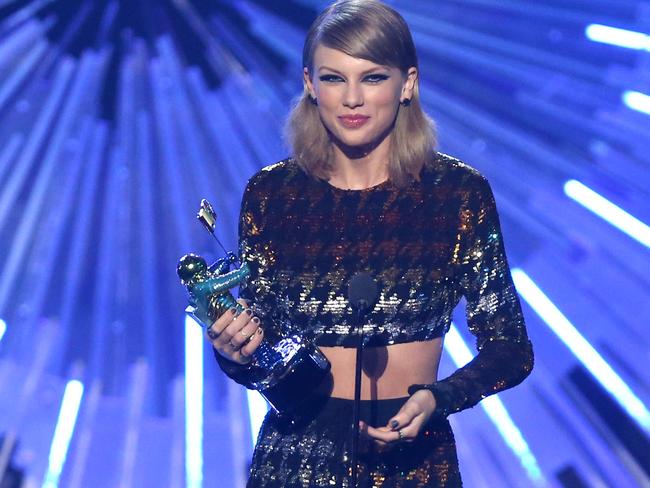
left=338, top=115, right=370, bottom=128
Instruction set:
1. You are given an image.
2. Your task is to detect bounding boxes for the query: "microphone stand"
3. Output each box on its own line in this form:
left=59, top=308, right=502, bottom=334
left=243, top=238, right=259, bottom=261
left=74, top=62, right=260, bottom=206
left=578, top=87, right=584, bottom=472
left=346, top=270, right=377, bottom=487
left=350, top=300, right=366, bottom=488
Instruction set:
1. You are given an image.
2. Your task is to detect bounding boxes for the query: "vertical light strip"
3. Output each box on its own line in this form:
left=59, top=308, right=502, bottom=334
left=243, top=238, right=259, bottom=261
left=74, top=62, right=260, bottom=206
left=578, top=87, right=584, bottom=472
left=564, top=179, right=650, bottom=248
left=42, top=380, right=84, bottom=488
left=185, top=315, right=204, bottom=488
left=246, top=390, right=268, bottom=448
left=585, top=24, right=650, bottom=51
left=445, top=325, right=544, bottom=484
left=622, top=90, right=650, bottom=116
left=512, top=268, right=650, bottom=433
left=0, top=318, right=6, bottom=342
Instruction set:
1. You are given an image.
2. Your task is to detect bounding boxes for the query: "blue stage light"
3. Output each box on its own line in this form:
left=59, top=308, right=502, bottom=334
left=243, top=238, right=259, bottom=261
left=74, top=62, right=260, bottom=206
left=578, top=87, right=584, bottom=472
left=0, top=318, right=6, bottom=342
left=445, top=325, right=545, bottom=485
left=585, top=24, right=650, bottom=51
left=185, top=315, right=204, bottom=488
left=42, top=380, right=84, bottom=488
left=622, top=90, right=650, bottom=116
left=246, top=390, right=268, bottom=448
left=564, top=179, right=650, bottom=248
left=512, top=269, right=650, bottom=434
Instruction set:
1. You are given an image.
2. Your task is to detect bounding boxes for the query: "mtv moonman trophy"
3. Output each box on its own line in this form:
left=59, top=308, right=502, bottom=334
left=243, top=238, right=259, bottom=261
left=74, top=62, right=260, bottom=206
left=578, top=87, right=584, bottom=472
left=177, top=200, right=330, bottom=417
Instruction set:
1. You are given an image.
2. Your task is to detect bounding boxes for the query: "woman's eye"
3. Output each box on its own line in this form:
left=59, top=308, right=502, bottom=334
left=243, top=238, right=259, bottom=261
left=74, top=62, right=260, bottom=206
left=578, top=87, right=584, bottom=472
left=364, top=74, right=389, bottom=83
left=319, top=75, right=343, bottom=83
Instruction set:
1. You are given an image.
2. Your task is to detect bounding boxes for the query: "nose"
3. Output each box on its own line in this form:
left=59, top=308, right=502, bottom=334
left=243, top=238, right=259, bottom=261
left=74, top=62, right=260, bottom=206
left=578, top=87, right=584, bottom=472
left=343, top=81, right=363, bottom=108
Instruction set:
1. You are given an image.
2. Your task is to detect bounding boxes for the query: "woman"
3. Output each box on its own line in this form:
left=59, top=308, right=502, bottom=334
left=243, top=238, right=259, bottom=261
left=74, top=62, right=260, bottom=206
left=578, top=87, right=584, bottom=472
left=207, top=1, right=534, bottom=486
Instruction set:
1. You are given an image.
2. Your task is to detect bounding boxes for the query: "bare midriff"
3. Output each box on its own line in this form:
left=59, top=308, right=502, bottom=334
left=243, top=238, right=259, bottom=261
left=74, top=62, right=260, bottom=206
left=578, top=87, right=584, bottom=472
left=319, top=337, right=444, bottom=400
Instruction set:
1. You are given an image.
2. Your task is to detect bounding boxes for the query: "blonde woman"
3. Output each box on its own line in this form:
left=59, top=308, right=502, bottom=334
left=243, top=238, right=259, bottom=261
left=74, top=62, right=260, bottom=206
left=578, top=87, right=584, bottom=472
left=208, top=1, right=534, bottom=486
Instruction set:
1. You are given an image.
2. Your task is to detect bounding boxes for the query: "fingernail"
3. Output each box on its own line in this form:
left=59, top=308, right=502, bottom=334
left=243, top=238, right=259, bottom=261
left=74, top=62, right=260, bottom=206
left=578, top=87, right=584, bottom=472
left=245, top=309, right=253, bottom=316
left=390, top=420, right=399, bottom=429
left=229, top=307, right=237, bottom=314
left=253, top=317, right=260, bottom=324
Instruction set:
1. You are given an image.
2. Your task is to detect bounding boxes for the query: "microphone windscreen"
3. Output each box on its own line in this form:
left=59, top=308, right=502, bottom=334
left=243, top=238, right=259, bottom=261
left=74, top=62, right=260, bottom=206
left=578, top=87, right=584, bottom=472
left=348, top=271, right=379, bottom=311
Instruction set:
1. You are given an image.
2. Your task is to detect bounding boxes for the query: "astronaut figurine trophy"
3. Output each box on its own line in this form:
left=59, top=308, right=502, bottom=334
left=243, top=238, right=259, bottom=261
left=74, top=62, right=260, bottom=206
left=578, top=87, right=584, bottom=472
left=177, top=199, right=330, bottom=417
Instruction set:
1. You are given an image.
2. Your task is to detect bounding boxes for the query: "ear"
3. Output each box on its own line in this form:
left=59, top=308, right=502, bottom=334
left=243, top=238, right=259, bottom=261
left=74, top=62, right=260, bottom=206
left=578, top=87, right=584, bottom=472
left=401, top=67, right=418, bottom=101
left=303, top=67, right=316, bottom=98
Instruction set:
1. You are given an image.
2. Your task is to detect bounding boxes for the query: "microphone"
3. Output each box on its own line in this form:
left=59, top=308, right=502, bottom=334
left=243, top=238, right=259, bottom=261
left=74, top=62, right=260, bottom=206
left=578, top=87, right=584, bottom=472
left=348, top=271, right=379, bottom=314
left=347, top=271, right=378, bottom=487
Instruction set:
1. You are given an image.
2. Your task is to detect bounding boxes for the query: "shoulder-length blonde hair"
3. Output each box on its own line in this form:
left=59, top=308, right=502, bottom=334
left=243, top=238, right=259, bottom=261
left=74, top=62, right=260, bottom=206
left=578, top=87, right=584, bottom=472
left=284, top=0, right=437, bottom=188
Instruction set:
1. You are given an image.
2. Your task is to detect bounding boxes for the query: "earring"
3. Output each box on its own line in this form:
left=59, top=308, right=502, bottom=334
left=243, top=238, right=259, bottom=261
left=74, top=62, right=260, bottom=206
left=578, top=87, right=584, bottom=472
left=400, top=98, right=411, bottom=107
left=309, top=95, right=318, bottom=106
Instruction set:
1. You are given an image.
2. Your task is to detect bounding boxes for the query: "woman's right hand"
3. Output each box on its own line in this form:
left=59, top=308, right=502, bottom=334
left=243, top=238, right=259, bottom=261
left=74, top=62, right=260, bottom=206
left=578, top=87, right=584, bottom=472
left=206, top=299, right=264, bottom=365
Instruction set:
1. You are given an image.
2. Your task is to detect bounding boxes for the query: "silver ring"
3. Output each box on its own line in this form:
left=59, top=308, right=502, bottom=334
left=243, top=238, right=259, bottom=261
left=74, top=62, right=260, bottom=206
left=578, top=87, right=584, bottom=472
left=245, top=328, right=258, bottom=343
left=397, top=429, right=404, bottom=442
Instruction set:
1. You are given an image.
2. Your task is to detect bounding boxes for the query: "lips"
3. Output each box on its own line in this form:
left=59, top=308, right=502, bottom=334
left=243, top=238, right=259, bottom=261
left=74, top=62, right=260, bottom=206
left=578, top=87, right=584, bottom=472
left=338, top=115, right=370, bottom=128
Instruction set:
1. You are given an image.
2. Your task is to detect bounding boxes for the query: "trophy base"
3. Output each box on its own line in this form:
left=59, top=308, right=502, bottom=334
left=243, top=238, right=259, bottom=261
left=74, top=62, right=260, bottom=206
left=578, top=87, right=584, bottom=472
left=252, top=336, right=331, bottom=417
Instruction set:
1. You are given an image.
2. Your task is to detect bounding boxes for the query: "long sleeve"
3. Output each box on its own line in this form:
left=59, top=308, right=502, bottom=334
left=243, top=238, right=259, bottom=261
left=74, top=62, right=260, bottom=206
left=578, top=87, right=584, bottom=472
left=212, top=173, right=280, bottom=388
left=410, top=174, right=534, bottom=417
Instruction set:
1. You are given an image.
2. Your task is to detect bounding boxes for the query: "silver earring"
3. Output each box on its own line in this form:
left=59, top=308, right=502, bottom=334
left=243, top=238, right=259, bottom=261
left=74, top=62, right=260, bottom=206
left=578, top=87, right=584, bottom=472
left=400, top=98, right=411, bottom=107
left=309, top=95, right=318, bottom=106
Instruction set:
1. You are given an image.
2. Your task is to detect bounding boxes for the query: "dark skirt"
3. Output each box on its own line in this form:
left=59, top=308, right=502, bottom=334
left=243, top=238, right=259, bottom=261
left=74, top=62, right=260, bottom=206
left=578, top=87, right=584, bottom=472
left=247, top=395, right=462, bottom=487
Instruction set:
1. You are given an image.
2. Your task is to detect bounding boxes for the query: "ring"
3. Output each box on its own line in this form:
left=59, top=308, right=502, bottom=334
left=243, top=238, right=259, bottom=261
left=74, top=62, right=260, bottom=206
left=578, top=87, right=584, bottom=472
left=239, top=330, right=251, bottom=339
left=397, top=429, right=404, bottom=442
left=245, top=329, right=258, bottom=343
left=229, top=340, right=239, bottom=349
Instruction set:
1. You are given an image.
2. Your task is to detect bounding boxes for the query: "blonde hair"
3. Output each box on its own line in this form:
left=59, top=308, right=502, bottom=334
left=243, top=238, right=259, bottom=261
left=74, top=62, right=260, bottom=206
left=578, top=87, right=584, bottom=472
left=284, top=0, right=437, bottom=187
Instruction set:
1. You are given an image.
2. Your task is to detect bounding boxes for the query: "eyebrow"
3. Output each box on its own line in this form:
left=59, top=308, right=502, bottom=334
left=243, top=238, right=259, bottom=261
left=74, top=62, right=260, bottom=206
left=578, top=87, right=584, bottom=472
left=318, top=66, right=390, bottom=75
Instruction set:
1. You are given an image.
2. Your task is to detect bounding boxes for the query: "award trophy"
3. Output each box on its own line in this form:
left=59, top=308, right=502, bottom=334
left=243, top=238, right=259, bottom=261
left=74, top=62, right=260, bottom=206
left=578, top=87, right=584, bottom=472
left=177, top=200, right=330, bottom=417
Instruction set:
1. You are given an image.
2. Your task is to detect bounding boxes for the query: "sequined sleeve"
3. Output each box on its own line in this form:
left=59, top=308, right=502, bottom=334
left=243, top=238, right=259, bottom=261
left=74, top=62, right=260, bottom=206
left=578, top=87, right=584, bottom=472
left=411, top=175, right=534, bottom=417
left=212, top=174, right=279, bottom=388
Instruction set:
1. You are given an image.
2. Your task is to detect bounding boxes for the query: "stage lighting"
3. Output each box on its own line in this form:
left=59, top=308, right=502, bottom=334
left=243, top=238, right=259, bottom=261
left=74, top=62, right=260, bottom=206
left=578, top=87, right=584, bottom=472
left=512, top=269, right=650, bottom=434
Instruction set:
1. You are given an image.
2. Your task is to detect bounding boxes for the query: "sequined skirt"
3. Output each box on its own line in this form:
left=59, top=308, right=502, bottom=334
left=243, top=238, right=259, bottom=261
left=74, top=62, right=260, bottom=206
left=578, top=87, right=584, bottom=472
left=247, top=395, right=462, bottom=488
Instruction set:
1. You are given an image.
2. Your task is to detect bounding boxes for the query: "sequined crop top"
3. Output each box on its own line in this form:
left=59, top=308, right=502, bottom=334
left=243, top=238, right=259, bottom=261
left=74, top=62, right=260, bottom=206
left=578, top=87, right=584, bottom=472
left=215, top=152, right=534, bottom=418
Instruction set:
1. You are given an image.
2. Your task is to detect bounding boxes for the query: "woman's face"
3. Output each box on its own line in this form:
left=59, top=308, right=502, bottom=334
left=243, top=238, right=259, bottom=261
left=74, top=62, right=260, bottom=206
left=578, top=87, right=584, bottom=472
left=304, top=45, right=417, bottom=152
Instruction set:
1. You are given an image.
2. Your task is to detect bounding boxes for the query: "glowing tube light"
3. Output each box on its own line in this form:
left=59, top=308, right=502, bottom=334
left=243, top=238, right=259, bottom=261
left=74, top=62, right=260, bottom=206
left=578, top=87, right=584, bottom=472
left=445, top=325, right=544, bottom=484
left=0, top=318, right=6, bottom=342
left=246, top=390, right=268, bottom=448
left=585, top=24, right=650, bottom=51
left=622, top=90, right=650, bottom=116
left=42, top=380, right=85, bottom=488
left=564, top=179, right=650, bottom=248
left=512, top=268, right=650, bottom=434
left=185, top=315, right=204, bottom=488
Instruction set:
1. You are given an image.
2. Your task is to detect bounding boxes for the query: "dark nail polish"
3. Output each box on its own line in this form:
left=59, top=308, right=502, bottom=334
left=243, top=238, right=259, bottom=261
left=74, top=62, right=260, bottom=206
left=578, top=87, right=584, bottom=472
left=245, top=309, right=253, bottom=316
left=229, top=307, right=237, bottom=314
left=253, top=317, right=260, bottom=324
left=390, top=420, right=399, bottom=429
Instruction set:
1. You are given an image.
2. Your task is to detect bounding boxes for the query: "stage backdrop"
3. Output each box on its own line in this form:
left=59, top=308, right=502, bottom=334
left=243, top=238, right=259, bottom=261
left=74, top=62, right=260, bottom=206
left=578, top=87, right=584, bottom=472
left=0, top=1, right=648, bottom=487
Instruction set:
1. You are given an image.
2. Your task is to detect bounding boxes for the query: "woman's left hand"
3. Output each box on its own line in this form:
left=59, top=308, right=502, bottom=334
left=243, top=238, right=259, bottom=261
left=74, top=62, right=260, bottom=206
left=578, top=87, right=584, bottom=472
left=360, top=390, right=437, bottom=450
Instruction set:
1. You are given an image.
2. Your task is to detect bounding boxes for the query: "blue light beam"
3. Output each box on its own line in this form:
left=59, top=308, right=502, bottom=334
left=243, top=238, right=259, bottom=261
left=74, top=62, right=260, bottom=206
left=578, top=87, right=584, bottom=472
left=185, top=315, right=204, bottom=488
left=585, top=24, right=650, bottom=51
left=0, top=318, right=6, bottom=342
left=246, top=390, right=268, bottom=449
left=622, top=90, right=650, bottom=116
left=445, top=324, right=544, bottom=485
left=42, top=380, right=85, bottom=488
left=512, top=269, right=650, bottom=434
left=564, top=179, right=650, bottom=248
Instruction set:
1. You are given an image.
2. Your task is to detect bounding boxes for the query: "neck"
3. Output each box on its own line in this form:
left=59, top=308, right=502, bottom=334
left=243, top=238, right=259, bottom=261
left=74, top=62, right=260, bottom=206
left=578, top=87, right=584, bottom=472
left=328, top=135, right=391, bottom=190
